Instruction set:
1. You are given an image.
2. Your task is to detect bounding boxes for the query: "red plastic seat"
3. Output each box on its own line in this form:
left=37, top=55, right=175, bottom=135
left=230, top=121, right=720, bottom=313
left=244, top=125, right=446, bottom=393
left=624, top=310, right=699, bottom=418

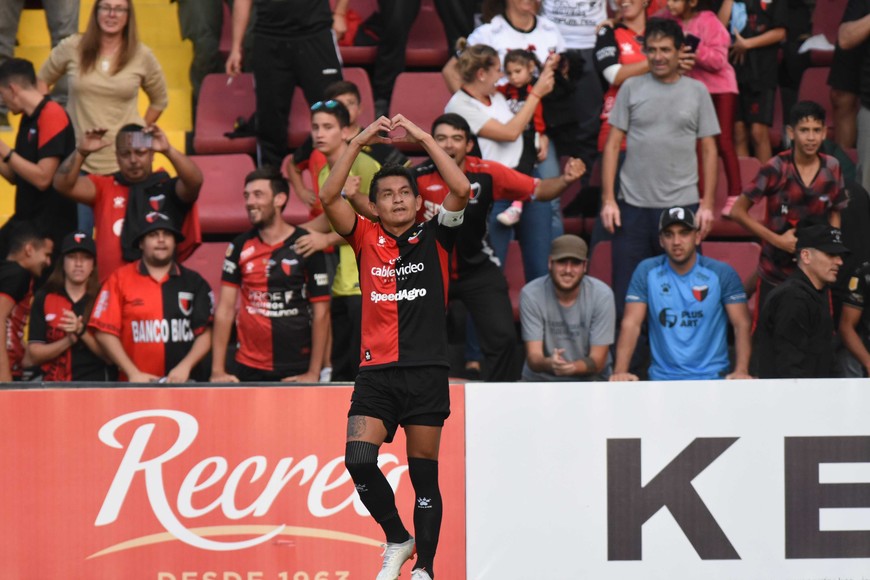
left=194, top=73, right=257, bottom=155
left=798, top=67, right=835, bottom=139
left=809, top=0, right=846, bottom=66
left=700, top=241, right=761, bottom=315
left=710, top=156, right=766, bottom=238
left=182, top=242, right=231, bottom=302
left=587, top=240, right=612, bottom=287
left=388, top=72, right=452, bottom=152
left=505, top=240, right=526, bottom=321
left=406, top=0, right=450, bottom=67
left=192, top=154, right=256, bottom=234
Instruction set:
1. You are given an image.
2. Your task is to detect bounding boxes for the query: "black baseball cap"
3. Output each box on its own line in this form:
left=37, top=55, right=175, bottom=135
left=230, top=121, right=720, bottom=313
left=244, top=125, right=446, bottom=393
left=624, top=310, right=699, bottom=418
left=134, top=212, right=184, bottom=244
left=658, top=206, right=697, bottom=232
left=795, top=223, right=850, bottom=255
left=60, top=231, right=96, bottom=256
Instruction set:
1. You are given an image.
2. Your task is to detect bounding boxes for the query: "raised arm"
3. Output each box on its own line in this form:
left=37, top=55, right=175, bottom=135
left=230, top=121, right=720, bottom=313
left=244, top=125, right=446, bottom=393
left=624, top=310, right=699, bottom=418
left=52, top=129, right=110, bottom=205
left=392, top=114, right=471, bottom=211
left=532, top=157, right=585, bottom=201
left=320, top=117, right=393, bottom=235
left=148, top=125, right=203, bottom=203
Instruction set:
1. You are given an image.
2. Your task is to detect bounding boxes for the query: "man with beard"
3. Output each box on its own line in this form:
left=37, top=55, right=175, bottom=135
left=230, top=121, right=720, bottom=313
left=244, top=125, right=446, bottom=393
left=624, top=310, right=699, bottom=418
left=611, top=206, right=753, bottom=381
left=89, top=214, right=213, bottom=382
left=210, top=167, right=330, bottom=382
left=755, top=221, right=850, bottom=378
left=519, top=234, right=615, bottom=381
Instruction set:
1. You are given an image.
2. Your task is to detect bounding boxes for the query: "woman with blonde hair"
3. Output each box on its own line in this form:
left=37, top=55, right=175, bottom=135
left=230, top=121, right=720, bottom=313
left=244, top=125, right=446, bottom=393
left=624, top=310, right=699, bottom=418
left=38, top=0, right=168, bottom=177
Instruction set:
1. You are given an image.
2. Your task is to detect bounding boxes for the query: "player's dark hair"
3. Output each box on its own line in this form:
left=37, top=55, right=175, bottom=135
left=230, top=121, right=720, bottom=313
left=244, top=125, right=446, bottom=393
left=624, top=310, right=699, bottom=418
left=369, top=164, right=419, bottom=203
left=431, top=113, right=473, bottom=142
left=324, top=80, right=361, bottom=103
left=5, top=221, right=48, bottom=257
left=310, top=99, right=351, bottom=128
left=644, top=17, right=685, bottom=50
left=0, top=58, right=36, bottom=88
left=503, top=48, right=542, bottom=76
left=789, top=100, right=827, bottom=127
left=245, top=166, right=289, bottom=211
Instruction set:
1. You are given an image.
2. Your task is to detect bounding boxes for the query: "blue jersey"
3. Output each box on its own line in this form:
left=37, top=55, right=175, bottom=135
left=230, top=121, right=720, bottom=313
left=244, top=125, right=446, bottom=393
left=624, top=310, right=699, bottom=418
left=626, top=254, right=747, bottom=380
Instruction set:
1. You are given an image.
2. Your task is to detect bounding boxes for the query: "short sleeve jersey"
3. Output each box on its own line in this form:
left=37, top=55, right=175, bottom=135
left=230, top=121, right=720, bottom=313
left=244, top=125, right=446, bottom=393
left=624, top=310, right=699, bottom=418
left=467, top=14, right=566, bottom=65
left=519, top=274, right=616, bottom=381
left=29, top=289, right=109, bottom=381
left=609, top=74, right=720, bottom=208
left=221, top=227, right=331, bottom=374
left=844, top=260, right=870, bottom=350
left=89, top=261, right=214, bottom=381
left=743, top=151, right=848, bottom=284
left=594, top=24, right=646, bottom=151
left=0, top=261, right=33, bottom=379
left=87, top=173, right=195, bottom=282
left=414, top=156, right=537, bottom=273
left=13, top=97, right=77, bottom=244
left=626, top=253, right=747, bottom=380
left=346, top=215, right=460, bottom=370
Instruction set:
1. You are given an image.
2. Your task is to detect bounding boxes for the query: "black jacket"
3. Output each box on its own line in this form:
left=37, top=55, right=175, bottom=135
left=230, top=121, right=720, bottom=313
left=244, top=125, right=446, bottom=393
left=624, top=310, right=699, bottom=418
left=754, top=268, right=835, bottom=378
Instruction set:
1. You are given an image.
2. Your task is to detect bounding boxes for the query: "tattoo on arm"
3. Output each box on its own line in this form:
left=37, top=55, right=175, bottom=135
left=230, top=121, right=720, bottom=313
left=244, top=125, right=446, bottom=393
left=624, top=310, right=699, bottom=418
left=346, top=415, right=367, bottom=439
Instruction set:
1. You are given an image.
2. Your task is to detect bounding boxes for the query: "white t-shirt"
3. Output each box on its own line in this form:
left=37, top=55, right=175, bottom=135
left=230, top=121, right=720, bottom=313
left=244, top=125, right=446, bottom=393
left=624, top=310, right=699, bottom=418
left=445, top=90, right=523, bottom=169
left=541, top=0, right=609, bottom=50
left=467, top=14, right=566, bottom=66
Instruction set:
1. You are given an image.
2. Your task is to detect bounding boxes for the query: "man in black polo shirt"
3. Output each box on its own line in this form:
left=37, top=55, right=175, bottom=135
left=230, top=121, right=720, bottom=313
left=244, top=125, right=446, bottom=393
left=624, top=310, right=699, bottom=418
left=840, top=0, right=870, bottom=193
left=0, top=58, right=76, bottom=254
left=225, top=0, right=346, bottom=167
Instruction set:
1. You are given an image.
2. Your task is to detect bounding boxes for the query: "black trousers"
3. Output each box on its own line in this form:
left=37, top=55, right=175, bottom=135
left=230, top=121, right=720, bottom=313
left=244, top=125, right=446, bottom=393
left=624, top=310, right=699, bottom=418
left=450, top=261, right=520, bottom=381
left=331, top=294, right=362, bottom=382
left=253, top=29, right=342, bottom=167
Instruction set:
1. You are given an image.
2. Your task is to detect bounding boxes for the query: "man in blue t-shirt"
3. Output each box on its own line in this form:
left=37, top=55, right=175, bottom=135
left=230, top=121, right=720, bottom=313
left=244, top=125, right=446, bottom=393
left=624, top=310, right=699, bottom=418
left=611, top=206, right=753, bottom=381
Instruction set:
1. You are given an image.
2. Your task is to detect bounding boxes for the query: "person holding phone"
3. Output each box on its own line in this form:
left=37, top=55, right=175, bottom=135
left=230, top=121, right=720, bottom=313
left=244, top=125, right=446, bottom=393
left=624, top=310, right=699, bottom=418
left=666, top=0, right=740, bottom=200
left=52, top=123, right=203, bottom=282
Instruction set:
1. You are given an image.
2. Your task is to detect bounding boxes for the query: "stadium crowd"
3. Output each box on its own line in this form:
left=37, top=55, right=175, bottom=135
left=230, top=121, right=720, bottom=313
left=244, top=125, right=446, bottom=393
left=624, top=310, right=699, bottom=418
left=1, top=0, right=870, bottom=385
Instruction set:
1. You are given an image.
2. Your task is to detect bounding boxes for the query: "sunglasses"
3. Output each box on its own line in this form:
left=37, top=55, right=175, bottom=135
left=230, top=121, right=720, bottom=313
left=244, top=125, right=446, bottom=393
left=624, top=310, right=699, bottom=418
left=310, top=100, right=340, bottom=112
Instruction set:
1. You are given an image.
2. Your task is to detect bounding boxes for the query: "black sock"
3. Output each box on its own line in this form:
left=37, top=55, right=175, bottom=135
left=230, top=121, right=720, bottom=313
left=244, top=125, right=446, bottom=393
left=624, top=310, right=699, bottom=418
left=345, top=441, right=410, bottom=544
left=409, top=457, right=441, bottom=577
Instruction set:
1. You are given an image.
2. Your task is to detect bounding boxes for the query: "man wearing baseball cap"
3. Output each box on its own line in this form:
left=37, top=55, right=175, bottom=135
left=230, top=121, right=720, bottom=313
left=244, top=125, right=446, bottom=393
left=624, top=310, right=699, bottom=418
left=520, top=234, right=616, bottom=381
left=28, top=231, right=117, bottom=382
left=611, top=206, right=753, bottom=381
left=754, top=220, right=850, bottom=378
left=89, top=214, right=214, bottom=382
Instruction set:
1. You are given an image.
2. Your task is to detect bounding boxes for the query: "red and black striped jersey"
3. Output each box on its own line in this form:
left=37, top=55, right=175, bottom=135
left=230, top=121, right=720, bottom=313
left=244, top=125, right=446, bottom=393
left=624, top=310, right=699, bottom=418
left=346, top=215, right=460, bottom=370
left=415, top=156, right=536, bottom=273
left=0, top=261, right=33, bottom=379
left=29, top=289, right=111, bottom=381
left=88, top=261, right=214, bottom=381
left=221, top=227, right=331, bottom=373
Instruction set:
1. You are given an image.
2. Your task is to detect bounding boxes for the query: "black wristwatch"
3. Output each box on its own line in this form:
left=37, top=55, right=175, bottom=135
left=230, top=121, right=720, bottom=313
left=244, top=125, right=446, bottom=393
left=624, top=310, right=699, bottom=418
left=2, top=149, right=13, bottom=163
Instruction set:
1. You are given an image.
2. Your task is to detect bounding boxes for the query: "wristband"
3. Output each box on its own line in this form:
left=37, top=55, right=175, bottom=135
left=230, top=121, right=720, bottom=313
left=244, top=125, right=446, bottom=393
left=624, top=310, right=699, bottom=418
left=530, top=90, right=543, bottom=100
left=2, top=149, right=13, bottom=163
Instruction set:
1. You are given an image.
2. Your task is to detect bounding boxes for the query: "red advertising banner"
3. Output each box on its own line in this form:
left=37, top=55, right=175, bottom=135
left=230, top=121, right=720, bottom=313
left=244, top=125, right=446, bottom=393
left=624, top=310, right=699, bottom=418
left=0, top=385, right=466, bottom=580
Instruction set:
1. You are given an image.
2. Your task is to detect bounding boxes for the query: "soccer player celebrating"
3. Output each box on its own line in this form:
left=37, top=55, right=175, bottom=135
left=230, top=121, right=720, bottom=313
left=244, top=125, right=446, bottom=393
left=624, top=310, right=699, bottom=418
left=319, top=115, right=470, bottom=580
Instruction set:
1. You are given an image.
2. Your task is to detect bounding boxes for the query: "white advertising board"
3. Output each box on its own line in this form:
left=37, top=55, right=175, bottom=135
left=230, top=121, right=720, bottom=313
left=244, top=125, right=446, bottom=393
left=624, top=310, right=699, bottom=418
left=465, top=379, right=870, bottom=579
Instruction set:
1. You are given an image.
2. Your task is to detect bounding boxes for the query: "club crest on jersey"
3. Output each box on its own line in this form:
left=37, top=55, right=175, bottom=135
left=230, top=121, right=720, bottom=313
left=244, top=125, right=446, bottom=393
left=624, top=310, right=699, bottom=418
left=148, top=194, right=166, bottom=211
left=692, top=285, right=708, bottom=302
left=281, top=258, right=295, bottom=276
left=178, top=292, right=194, bottom=316
left=470, top=182, right=481, bottom=200
left=408, top=229, right=423, bottom=245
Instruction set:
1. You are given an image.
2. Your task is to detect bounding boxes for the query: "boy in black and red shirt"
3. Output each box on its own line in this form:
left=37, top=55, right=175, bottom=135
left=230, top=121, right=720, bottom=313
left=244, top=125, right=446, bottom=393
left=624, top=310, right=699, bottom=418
left=730, top=101, right=849, bottom=314
left=0, top=58, right=76, bottom=254
left=0, top=221, right=53, bottom=381
left=89, top=215, right=213, bottom=382
left=319, top=115, right=470, bottom=580
left=211, top=166, right=331, bottom=383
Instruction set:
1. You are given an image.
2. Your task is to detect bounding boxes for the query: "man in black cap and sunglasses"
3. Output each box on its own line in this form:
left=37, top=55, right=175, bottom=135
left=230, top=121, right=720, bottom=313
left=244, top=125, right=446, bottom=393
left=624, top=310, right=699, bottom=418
left=754, top=220, right=851, bottom=378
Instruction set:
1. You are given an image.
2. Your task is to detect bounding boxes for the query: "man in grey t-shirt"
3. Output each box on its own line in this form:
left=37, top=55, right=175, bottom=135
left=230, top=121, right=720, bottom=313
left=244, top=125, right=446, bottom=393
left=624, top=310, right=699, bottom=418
left=599, top=18, right=720, bottom=320
left=520, top=234, right=615, bottom=381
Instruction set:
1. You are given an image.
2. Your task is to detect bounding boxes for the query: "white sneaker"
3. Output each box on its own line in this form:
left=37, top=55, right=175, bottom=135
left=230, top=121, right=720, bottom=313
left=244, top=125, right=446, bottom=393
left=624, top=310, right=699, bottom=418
left=375, top=536, right=415, bottom=580
left=319, top=366, right=332, bottom=382
left=410, top=569, right=433, bottom=580
left=496, top=205, right=522, bottom=226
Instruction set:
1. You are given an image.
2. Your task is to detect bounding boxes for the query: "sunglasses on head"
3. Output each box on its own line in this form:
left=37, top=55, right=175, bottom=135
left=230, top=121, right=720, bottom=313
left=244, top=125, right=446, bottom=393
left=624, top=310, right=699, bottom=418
left=310, top=100, right=340, bottom=112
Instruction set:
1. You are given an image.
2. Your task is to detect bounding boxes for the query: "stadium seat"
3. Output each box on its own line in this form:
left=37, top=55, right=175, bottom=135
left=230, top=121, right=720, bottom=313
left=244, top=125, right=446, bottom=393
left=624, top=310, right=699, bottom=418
left=337, top=0, right=379, bottom=65
left=182, top=242, right=230, bottom=301
left=389, top=72, right=452, bottom=152
left=406, top=0, right=450, bottom=67
left=798, top=67, right=835, bottom=139
left=505, top=240, right=526, bottom=321
left=809, top=0, right=846, bottom=66
left=587, top=240, right=612, bottom=287
left=710, top=156, right=766, bottom=238
left=194, top=73, right=257, bottom=155
left=701, top=241, right=761, bottom=315
left=192, top=154, right=256, bottom=235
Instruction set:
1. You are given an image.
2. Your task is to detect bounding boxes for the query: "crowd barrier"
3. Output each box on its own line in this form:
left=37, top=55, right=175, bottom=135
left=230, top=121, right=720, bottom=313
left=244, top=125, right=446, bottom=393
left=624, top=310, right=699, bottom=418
left=2, top=379, right=869, bottom=579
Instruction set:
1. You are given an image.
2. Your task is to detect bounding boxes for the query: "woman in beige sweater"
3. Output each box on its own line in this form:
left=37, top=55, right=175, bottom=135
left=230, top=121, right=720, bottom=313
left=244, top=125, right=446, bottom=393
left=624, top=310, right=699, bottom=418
left=38, top=0, right=168, bottom=176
